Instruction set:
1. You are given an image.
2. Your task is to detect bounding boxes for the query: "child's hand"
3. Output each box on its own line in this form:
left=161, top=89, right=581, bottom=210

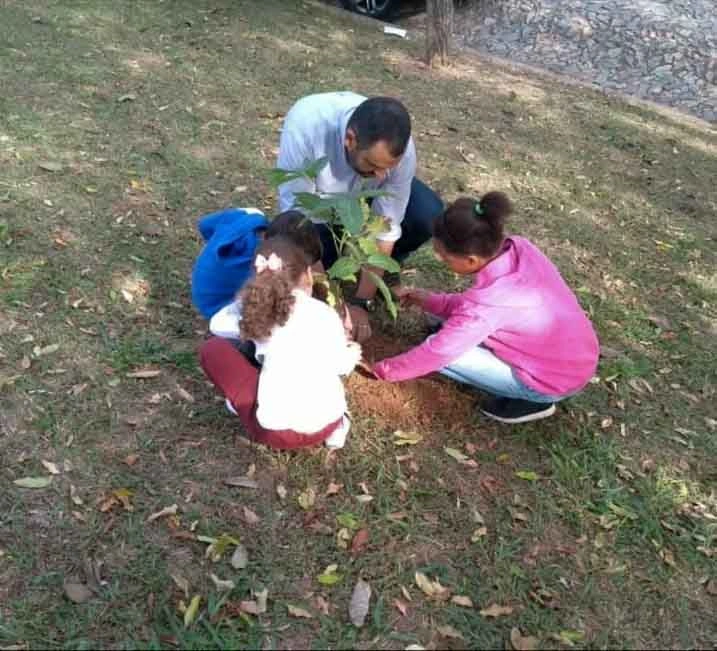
left=346, top=305, right=372, bottom=343
left=356, top=359, right=379, bottom=380
left=392, top=286, right=430, bottom=307
left=346, top=341, right=363, bottom=369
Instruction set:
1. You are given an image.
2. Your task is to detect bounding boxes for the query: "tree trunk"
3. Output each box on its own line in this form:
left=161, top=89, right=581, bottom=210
left=426, top=0, right=453, bottom=67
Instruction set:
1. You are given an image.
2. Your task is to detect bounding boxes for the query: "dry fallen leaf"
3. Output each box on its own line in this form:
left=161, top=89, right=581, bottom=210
left=170, top=573, right=190, bottom=598
left=314, top=594, right=330, bottom=615
left=336, top=527, right=351, bottom=549
left=98, top=495, right=119, bottom=512
left=297, top=488, right=316, bottom=511
left=287, top=604, right=313, bottom=619
left=64, top=581, right=93, bottom=604
left=351, top=528, right=370, bottom=556
left=480, top=603, right=514, bottom=618
left=230, top=544, right=249, bottom=570
left=387, top=511, right=408, bottom=521
left=210, top=573, right=236, bottom=592
left=325, top=481, right=343, bottom=496
left=509, top=507, right=529, bottom=523
left=510, top=628, right=539, bottom=651
left=414, top=572, right=451, bottom=601
left=240, top=600, right=261, bottom=615
left=437, top=625, right=464, bottom=640
left=393, top=430, right=423, bottom=446
left=255, top=588, right=268, bottom=613
left=14, top=477, right=52, bottom=489
left=276, top=483, right=288, bottom=500
left=224, top=476, right=259, bottom=490
left=203, top=534, right=240, bottom=562
left=41, top=460, right=61, bottom=475
left=69, top=484, right=84, bottom=506
left=39, top=161, right=64, bottom=172
left=113, top=488, right=134, bottom=511
left=147, top=504, right=178, bottom=523
left=349, top=579, right=371, bottom=627
left=704, top=579, right=717, bottom=596
left=176, top=386, right=195, bottom=403
left=471, top=527, right=488, bottom=542
left=444, top=447, right=470, bottom=463
left=401, top=585, right=412, bottom=601
left=241, top=506, right=260, bottom=525
left=659, top=548, right=677, bottom=568
left=355, top=494, right=374, bottom=504
left=451, top=595, right=474, bottom=608
left=33, top=344, right=60, bottom=357
left=20, top=355, right=32, bottom=370
left=394, top=598, right=409, bottom=616
left=124, top=454, right=139, bottom=467
left=126, top=369, right=161, bottom=379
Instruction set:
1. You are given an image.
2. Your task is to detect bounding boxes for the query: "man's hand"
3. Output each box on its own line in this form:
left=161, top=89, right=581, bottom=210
left=392, top=286, right=430, bottom=308
left=345, top=305, right=372, bottom=343
left=354, top=239, right=395, bottom=300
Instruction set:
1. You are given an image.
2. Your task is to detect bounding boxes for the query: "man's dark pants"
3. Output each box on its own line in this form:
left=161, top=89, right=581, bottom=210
left=315, top=178, right=444, bottom=269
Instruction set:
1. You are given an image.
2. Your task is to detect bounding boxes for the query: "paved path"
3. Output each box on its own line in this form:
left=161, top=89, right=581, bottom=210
left=452, top=0, right=717, bottom=122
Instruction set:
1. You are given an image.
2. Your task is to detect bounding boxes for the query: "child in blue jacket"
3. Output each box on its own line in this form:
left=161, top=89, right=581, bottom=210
left=191, top=207, right=322, bottom=323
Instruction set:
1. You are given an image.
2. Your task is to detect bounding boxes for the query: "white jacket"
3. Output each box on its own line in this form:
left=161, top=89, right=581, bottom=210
left=214, top=291, right=359, bottom=434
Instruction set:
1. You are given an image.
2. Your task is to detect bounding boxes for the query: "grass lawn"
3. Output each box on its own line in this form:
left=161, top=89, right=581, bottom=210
left=1, top=1, right=716, bottom=649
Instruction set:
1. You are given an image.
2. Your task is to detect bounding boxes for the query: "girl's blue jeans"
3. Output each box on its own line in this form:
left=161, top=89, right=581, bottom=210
left=440, top=345, right=562, bottom=404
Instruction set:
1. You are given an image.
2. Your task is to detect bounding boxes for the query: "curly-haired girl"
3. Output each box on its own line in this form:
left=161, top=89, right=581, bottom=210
left=199, top=237, right=360, bottom=449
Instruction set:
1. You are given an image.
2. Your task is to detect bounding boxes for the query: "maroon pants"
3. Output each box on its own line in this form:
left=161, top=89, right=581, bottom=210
left=199, top=337, right=341, bottom=450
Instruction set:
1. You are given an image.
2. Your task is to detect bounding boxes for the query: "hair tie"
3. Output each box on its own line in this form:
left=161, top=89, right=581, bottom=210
left=255, top=253, right=283, bottom=274
left=474, top=202, right=484, bottom=217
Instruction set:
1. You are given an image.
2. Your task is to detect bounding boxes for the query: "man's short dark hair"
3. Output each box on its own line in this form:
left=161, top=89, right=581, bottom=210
left=266, top=210, right=322, bottom=264
left=347, top=97, right=411, bottom=158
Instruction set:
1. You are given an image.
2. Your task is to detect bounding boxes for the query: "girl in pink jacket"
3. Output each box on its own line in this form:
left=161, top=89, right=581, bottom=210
left=372, top=193, right=600, bottom=424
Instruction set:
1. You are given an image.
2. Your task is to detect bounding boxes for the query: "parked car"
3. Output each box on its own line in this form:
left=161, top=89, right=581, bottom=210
left=338, top=0, right=403, bottom=20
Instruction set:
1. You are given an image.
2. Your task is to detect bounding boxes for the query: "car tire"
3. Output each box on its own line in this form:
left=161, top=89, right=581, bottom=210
left=338, top=0, right=400, bottom=21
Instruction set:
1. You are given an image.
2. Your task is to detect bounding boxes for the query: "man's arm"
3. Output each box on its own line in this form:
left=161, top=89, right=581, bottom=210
left=276, top=125, right=316, bottom=212
left=354, top=239, right=394, bottom=300
left=354, top=140, right=416, bottom=299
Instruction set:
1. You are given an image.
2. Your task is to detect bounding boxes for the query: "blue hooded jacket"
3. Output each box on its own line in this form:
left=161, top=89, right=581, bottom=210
left=191, top=208, right=268, bottom=319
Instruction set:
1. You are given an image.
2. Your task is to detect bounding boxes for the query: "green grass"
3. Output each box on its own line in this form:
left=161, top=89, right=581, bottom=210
left=1, top=0, right=716, bottom=649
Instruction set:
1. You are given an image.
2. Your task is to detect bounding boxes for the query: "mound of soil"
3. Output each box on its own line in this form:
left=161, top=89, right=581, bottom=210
left=347, top=334, right=476, bottom=433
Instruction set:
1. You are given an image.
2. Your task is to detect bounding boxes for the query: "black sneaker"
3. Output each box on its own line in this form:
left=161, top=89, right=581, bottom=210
left=480, top=397, right=556, bottom=424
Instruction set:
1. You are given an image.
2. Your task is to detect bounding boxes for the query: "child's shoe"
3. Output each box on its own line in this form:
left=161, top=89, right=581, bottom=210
left=325, top=414, right=351, bottom=450
left=480, top=397, right=555, bottom=424
left=225, top=398, right=238, bottom=416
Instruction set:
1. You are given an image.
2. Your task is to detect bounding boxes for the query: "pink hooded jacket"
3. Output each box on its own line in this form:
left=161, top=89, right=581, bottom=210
left=374, top=237, right=600, bottom=396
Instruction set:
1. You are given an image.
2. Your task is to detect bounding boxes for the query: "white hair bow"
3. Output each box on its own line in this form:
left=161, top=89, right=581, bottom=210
left=255, top=253, right=283, bottom=274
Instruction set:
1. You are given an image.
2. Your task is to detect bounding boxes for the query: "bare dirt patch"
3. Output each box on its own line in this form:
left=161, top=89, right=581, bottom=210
left=347, top=334, right=476, bottom=432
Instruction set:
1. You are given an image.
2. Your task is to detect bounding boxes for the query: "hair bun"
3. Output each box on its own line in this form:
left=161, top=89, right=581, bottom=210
left=478, top=192, right=512, bottom=225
